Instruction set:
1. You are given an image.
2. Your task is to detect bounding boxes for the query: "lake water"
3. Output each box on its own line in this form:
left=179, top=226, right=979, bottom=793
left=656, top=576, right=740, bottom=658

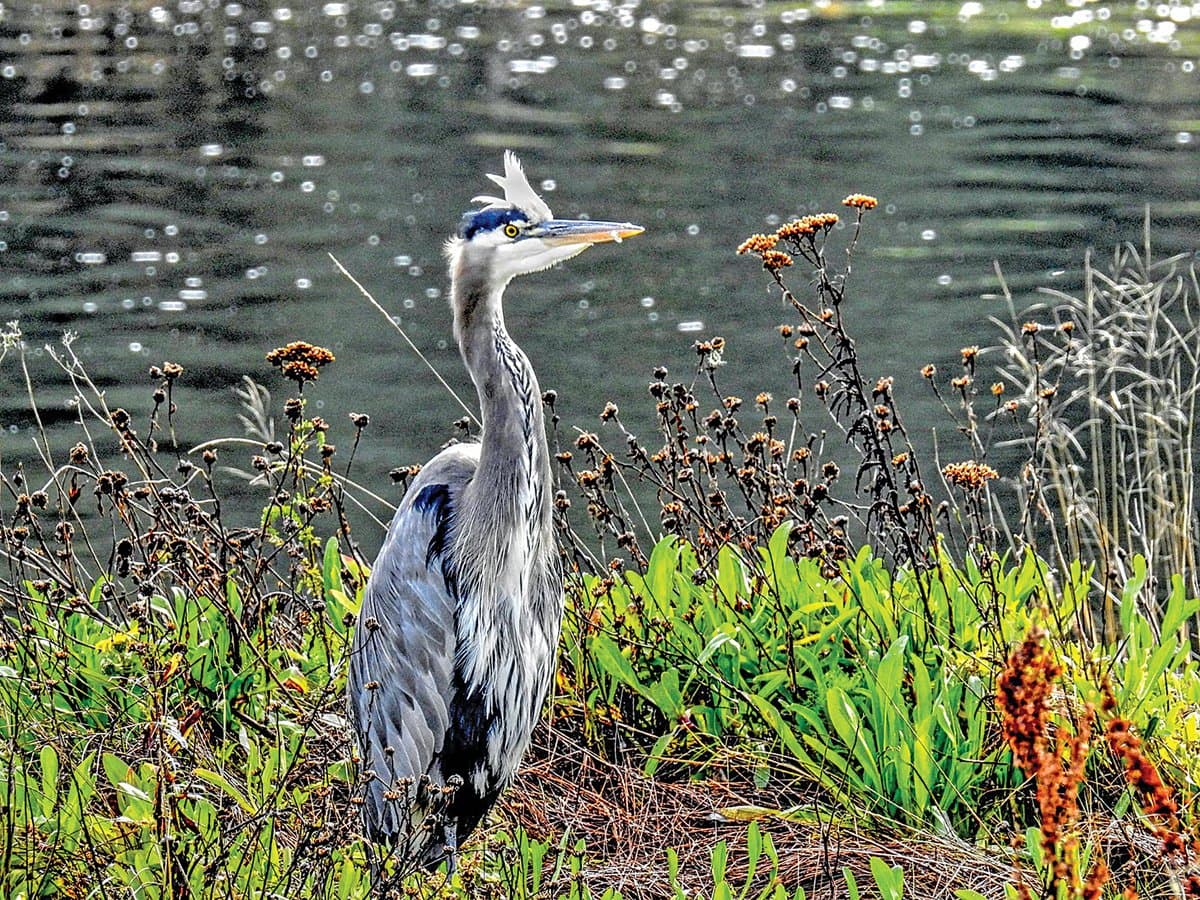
left=1, top=1, right=1198, bottom=540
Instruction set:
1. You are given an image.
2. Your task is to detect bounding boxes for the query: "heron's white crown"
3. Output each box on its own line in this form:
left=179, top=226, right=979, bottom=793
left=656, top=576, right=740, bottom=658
left=470, top=150, right=553, bottom=224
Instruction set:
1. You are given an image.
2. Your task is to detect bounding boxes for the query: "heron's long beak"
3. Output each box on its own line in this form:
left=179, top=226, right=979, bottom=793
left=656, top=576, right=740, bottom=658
left=534, top=219, right=645, bottom=246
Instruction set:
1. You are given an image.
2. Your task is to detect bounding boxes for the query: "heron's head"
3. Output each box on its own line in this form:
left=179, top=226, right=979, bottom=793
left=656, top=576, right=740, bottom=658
left=448, top=151, right=643, bottom=289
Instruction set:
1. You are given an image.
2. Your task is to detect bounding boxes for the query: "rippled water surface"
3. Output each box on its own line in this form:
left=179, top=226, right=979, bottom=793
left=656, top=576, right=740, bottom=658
left=2, top=1, right=1198, bottom=534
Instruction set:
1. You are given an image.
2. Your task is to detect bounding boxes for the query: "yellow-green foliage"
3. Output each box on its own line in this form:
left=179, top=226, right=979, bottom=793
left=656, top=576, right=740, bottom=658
left=0, top=537, right=366, bottom=899
left=3, top=523, right=1199, bottom=898
left=564, top=529, right=1072, bottom=832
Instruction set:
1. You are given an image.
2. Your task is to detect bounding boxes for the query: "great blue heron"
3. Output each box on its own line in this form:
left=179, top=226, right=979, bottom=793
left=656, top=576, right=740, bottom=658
left=347, top=152, right=643, bottom=870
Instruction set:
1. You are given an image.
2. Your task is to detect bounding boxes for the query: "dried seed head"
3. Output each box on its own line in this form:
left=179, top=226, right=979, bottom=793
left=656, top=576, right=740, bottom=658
left=777, top=218, right=816, bottom=239
left=760, top=250, right=794, bottom=271
left=281, top=361, right=320, bottom=383
left=736, top=233, right=779, bottom=255
left=842, top=193, right=879, bottom=210
left=943, top=460, right=999, bottom=491
left=266, top=341, right=335, bottom=368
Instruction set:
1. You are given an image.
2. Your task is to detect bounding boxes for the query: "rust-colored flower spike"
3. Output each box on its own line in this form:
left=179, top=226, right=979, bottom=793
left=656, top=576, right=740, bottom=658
left=842, top=193, right=878, bottom=210
left=736, top=233, right=779, bottom=255
left=1106, top=717, right=1184, bottom=853
left=943, top=460, right=998, bottom=492
left=997, top=625, right=1062, bottom=774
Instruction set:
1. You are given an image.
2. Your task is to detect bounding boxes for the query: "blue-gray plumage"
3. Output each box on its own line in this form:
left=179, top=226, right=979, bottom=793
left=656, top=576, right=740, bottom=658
left=347, top=152, right=643, bottom=870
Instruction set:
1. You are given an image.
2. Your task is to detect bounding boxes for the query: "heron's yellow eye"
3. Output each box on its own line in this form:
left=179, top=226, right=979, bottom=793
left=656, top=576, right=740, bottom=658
left=503, top=223, right=520, bottom=239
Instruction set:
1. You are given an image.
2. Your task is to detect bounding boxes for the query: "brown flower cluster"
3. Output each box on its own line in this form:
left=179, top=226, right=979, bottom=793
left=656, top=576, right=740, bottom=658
left=736, top=233, right=778, bottom=255
left=841, top=193, right=878, bottom=210
left=760, top=250, right=793, bottom=271
left=942, top=460, right=998, bottom=492
left=266, top=341, right=336, bottom=385
left=777, top=212, right=839, bottom=240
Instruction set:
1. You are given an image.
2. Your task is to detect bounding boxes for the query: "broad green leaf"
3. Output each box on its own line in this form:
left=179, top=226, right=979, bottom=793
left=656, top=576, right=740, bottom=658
left=643, top=731, right=676, bottom=777
left=40, top=744, right=59, bottom=812
left=826, top=687, right=881, bottom=788
left=590, top=634, right=643, bottom=692
left=711, top=840, right=728, bottom=882
left=869, top=856, right=904, bottom=900
left=748, top=693, right=805, bottom=758
left=194, top=767, right=255, bottom=814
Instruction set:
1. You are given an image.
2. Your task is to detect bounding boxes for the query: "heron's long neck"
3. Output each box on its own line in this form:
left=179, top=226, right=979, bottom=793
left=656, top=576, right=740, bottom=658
left=450, top=268, right=552, bottom=565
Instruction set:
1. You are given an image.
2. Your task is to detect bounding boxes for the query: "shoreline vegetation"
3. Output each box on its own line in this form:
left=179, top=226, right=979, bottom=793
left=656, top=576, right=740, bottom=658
left=3, top=207, right=1200, bottom=899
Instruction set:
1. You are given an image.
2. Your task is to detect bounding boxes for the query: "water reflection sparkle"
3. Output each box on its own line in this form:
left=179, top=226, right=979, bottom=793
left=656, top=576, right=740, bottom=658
left=0, top=1, right=1196, bottom=539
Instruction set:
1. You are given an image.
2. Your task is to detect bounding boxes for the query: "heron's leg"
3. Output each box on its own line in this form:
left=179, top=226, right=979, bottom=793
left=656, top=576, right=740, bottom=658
left=443, top=827, right=459, bottom=875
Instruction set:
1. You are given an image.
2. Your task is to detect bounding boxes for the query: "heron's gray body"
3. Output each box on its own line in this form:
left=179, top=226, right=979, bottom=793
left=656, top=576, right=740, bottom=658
left=348, top=275, right=560, bottom=861
left=347, top=152, right=641, bottom=868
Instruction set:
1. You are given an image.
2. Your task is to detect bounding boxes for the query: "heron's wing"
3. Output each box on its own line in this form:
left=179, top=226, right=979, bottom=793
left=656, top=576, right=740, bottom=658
left=347, top=443, right=479, bottom=842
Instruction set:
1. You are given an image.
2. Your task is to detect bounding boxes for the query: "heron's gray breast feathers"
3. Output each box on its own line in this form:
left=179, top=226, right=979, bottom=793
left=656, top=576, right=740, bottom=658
left=347, top=440, right=562, bottom=847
